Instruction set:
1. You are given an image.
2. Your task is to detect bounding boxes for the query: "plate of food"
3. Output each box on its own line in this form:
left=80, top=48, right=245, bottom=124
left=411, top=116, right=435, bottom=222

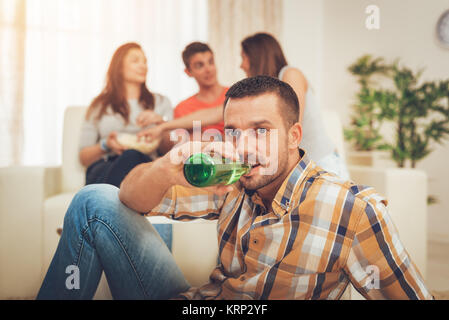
left=117, top=132, right=161, bottom=154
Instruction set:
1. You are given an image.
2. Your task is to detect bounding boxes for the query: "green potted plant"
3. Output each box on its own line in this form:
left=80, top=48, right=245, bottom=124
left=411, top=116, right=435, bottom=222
left=346, top=55, right=449, bottom=206
left=385, top=63, right=449, bottom=168
left=345, top=55, right=395, bottom=166
left=345, top=55, right=449, bottom=169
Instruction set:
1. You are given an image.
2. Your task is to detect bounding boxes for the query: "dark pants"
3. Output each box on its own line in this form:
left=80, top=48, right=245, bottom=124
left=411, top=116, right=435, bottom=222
left=85, top=149, right=172, bottom=249
left=86, top=149, right=151, bottom=188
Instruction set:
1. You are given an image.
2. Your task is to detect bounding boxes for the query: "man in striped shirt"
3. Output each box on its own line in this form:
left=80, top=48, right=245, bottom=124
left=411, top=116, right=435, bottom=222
left=38, top=76, right=433, bottom=300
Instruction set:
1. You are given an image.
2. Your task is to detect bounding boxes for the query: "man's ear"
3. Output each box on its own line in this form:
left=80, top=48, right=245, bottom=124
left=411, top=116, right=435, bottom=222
left=287, top=122, right=302, bottom=150
left=184, top=68, right=192, bottom=78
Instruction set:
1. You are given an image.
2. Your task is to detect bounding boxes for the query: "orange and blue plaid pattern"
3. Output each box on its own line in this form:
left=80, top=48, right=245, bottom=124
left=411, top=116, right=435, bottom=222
left=148, top=150, right=434, bottom=300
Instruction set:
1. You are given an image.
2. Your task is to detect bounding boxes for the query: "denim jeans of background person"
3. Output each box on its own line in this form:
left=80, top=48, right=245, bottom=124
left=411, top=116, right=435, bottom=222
left=38, top=76, right=433, bottom=300
left=86, top=149, right=150, bottom=187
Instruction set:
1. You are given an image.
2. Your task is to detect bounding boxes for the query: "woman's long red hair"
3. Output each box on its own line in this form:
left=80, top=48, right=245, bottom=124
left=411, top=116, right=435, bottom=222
left=86, top=42, right=155, bottom=123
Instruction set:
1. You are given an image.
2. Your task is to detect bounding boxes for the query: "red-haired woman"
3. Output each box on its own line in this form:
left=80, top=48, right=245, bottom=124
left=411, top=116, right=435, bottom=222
left=78, top=42, right=173, bottom=187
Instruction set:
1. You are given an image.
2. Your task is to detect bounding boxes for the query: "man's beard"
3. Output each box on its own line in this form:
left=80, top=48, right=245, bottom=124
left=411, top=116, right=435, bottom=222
left=239, top=154, right=288, bottom=192
left=240, top=174, right=277, bottom=192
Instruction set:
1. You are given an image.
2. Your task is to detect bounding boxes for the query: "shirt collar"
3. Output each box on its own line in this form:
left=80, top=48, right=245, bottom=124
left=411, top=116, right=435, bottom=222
left=267, top=148, right=312, bottom=218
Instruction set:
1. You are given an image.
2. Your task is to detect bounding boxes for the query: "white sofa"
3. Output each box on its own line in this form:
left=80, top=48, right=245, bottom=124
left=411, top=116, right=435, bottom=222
left=0, top=107, right=428, bottom=300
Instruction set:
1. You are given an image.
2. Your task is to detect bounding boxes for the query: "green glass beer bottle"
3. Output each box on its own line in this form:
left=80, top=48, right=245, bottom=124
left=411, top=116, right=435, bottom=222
left=183, top=153, right=252, bottom=187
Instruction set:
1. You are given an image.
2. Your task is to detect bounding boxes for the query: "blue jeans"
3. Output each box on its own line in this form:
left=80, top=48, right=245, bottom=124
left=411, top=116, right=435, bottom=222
left=37, top=184, right=190, bottom=300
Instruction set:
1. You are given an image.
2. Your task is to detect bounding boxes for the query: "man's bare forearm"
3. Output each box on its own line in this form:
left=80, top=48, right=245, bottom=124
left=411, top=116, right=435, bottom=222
left=119, top=158, right=173, bottom=213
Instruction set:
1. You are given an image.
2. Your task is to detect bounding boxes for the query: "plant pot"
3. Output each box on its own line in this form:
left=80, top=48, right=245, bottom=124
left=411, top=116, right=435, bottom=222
left=348, top=165, right=428, bottom=280
left=347, top=150, right=395, bottom=168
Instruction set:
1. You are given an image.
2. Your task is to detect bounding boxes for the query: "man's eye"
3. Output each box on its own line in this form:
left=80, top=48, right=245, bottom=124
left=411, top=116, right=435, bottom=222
left=225, top=129, right=240, bottom=137
left=256, top=128, right=268, bottom=134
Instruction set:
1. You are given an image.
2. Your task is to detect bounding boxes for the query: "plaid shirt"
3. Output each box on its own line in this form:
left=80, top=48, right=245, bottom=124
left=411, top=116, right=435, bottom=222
left=148, top=150, right=433, bottom=300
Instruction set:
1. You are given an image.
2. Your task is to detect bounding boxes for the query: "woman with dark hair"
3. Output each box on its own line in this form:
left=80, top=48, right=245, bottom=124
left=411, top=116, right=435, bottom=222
left=240, top=32, right=349, bottom=179
left=78, top=42, right=173, bottom=188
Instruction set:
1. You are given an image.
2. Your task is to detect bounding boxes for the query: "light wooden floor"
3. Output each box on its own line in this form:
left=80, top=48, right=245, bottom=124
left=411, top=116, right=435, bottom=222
left=9, top=240, right=449, bottom=300
left=427, top=240, right=449, bottom=299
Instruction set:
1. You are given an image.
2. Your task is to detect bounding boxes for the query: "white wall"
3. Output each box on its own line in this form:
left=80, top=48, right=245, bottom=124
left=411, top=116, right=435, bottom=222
left=283, top=0, right=449, bottom=242
left=282, top=0, right=324, bottom=105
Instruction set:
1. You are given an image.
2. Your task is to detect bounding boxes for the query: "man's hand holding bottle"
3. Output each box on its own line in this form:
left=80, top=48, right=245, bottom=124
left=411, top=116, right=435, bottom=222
left=156, top=141, right=241, bottom=196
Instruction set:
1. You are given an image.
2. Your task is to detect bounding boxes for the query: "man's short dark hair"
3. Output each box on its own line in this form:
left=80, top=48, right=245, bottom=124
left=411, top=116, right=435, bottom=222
left=182, top=42, right=213, bottom=69
left=224, top=75, right=300, bottom=129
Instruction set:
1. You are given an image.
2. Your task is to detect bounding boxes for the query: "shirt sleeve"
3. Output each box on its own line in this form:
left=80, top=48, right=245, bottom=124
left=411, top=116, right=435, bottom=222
left=146, top=185, right=227, bottom=221
left=78, top=111, right=100, bottom=152
left=344, top=192, right=434, bottom=300
left=173, top=102, right=184, bottom=119
left=155, top=94, right=173, bottom=122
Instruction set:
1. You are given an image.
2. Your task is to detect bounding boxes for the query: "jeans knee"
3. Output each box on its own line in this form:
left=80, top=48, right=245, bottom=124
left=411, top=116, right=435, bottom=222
left=66, top=184, right=120, bottom=223
left=75, top=184, right=119, bottom=202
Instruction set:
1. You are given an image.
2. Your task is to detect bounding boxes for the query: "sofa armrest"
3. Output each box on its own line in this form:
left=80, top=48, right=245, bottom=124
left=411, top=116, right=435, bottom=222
left=0, top=166, right=61, bottom=299
left=0, top=165, right=62, bottom=201
left=43, top=166, right=63, bottom=199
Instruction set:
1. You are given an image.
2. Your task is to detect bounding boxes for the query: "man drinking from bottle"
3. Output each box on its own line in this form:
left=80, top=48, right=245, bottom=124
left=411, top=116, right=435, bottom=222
left=37, top=76, right=433, bottom=300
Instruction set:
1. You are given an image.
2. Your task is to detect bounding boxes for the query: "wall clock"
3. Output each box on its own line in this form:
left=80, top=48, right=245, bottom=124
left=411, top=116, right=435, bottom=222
left=436, top=9, right=449, bottom=48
